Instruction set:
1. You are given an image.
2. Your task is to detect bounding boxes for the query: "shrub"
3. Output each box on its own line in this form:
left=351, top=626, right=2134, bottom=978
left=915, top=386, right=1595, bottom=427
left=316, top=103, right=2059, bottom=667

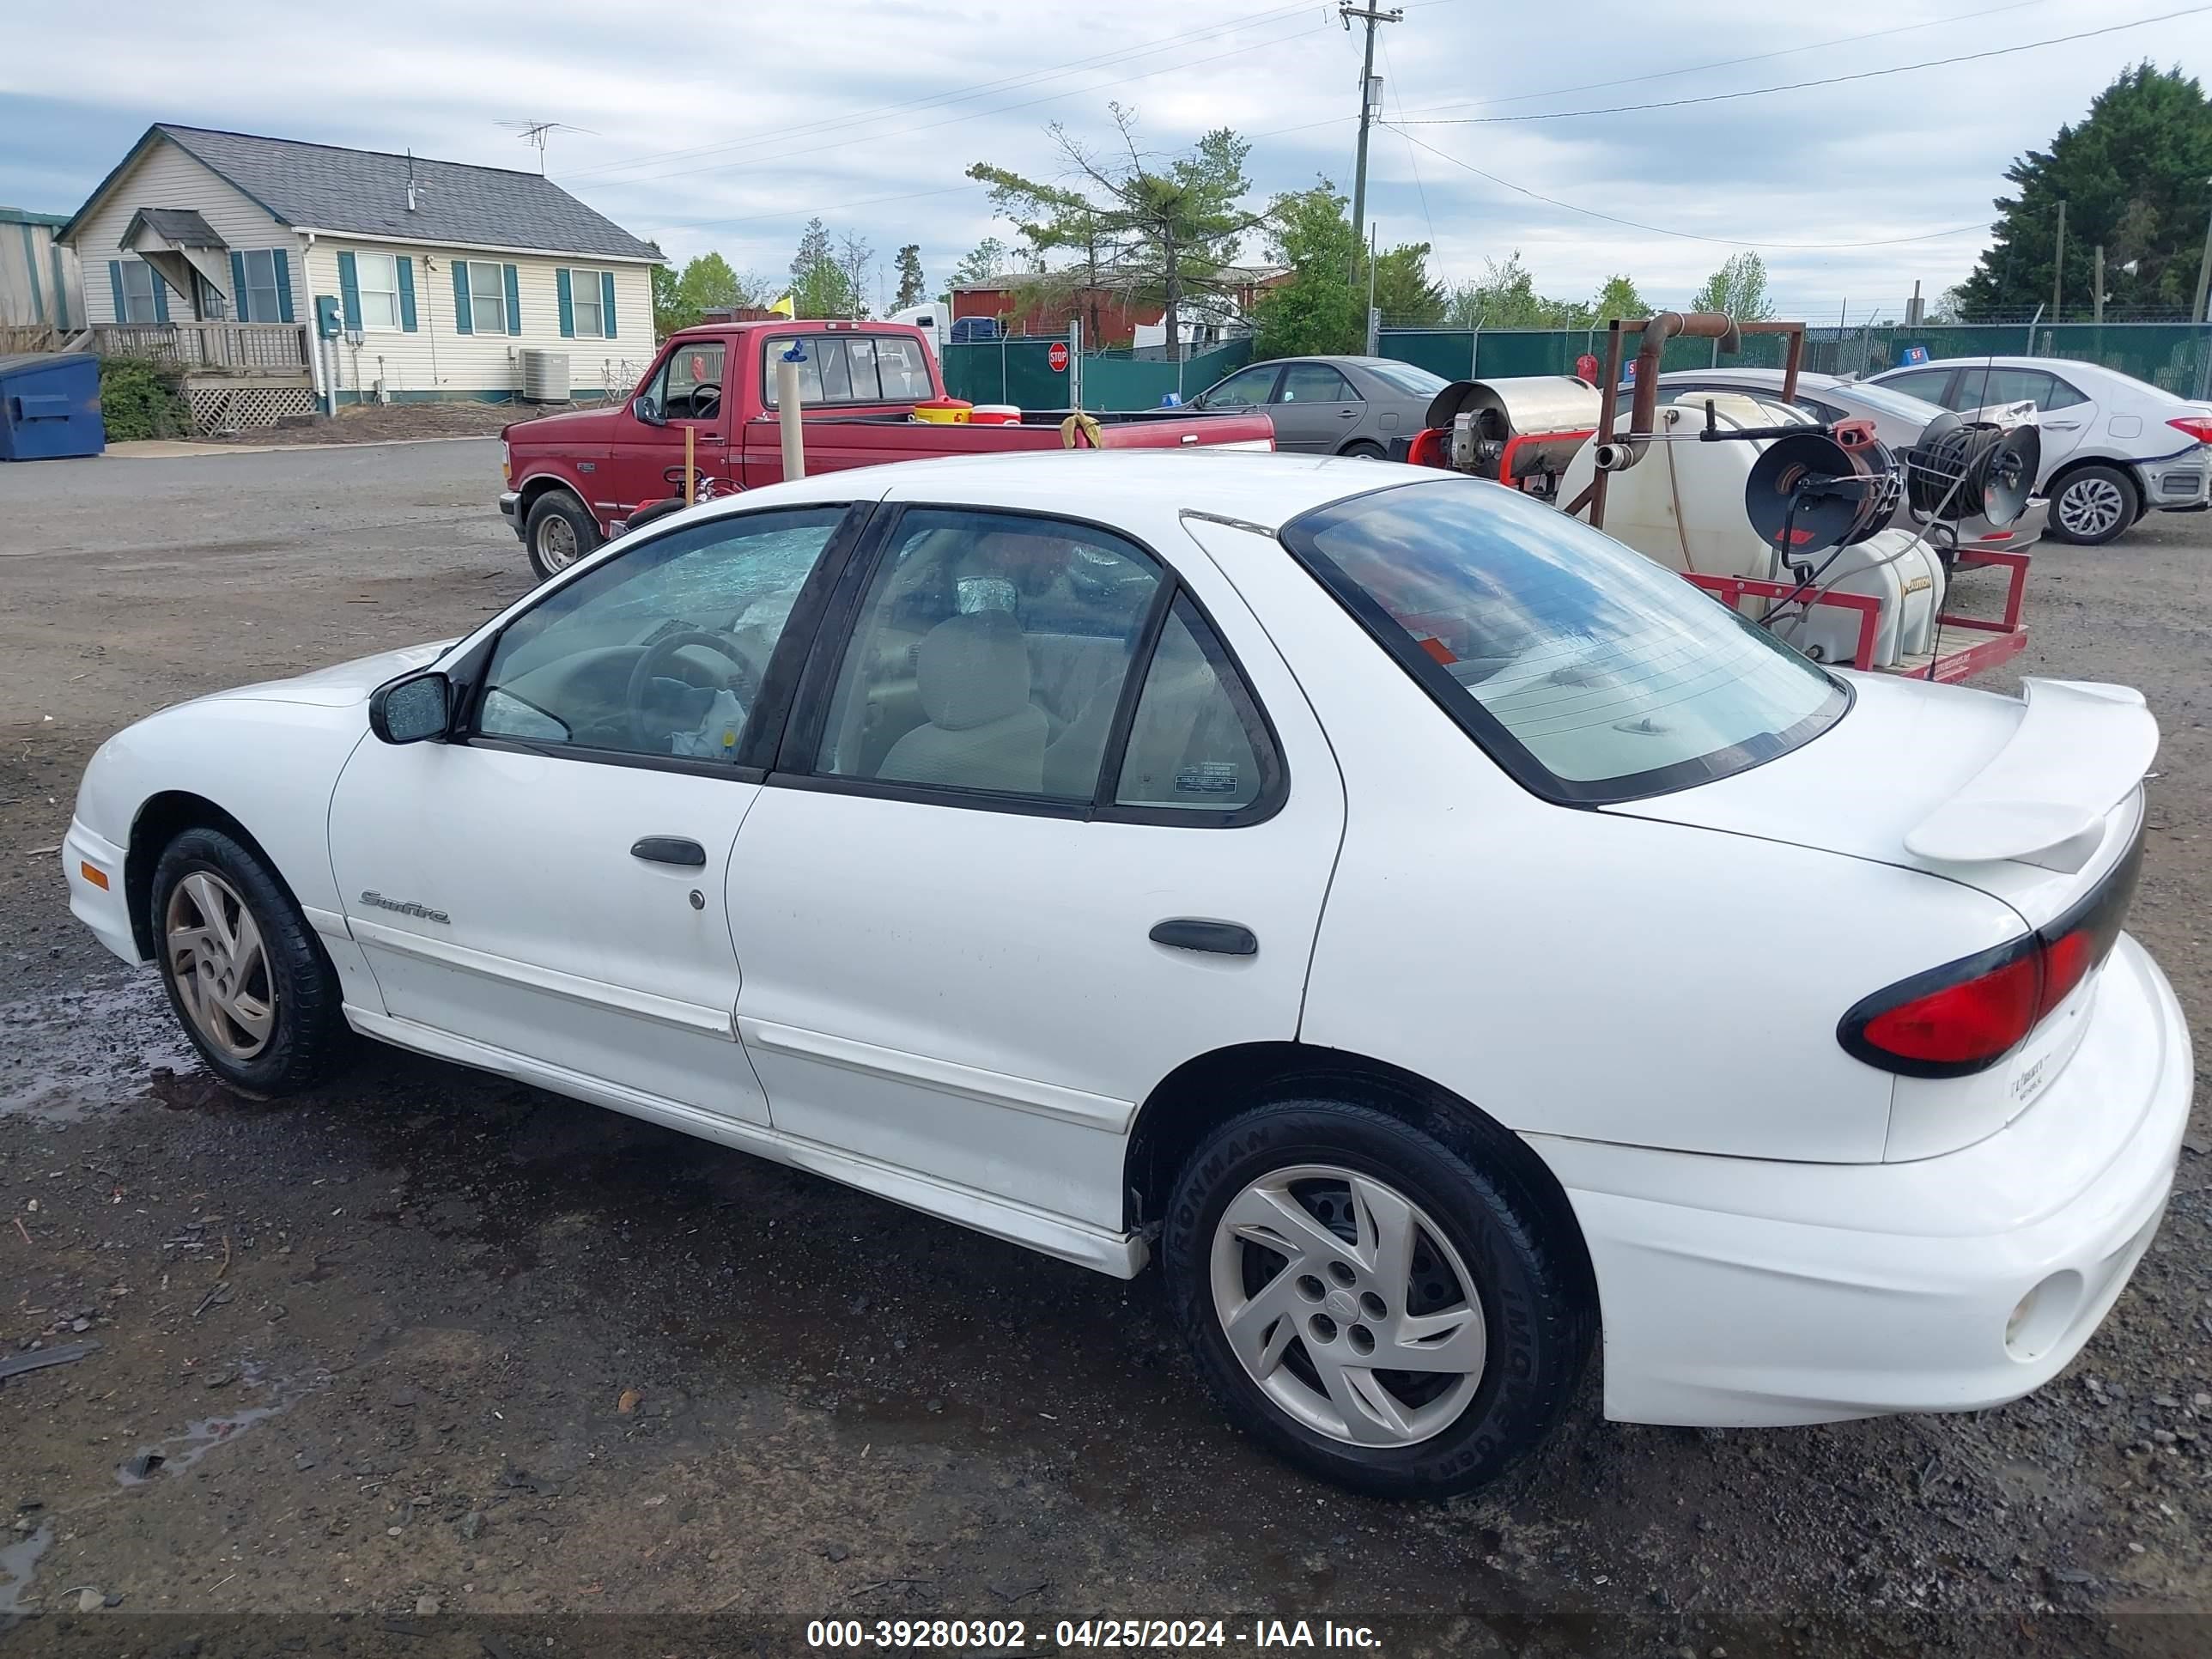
left=98, top=356, right=189, bottom=442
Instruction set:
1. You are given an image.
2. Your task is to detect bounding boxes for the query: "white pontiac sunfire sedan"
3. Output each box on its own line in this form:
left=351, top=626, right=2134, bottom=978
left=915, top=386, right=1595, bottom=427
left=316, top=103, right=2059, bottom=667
left=66, top=451, right=2191, bottom=1497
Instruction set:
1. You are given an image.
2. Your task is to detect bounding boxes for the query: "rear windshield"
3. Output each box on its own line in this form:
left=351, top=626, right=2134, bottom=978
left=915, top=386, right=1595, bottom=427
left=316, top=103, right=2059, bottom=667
left=1279, top=479, right=1847, bottom=804
left=1364, top=360, right=1452, bottom=398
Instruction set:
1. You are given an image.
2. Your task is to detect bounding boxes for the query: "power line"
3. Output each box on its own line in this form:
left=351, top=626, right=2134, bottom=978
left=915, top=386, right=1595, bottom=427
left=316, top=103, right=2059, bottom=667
left=560, top=1, right=1318, bottom=180
left=1392, top=0, right=2050, bottom=116
left=1387, top=127, right=1988, bottom=249
left=646, top=181, right=993, bottom=235
left=1378, top=33, right=1435, bottom=248
left=1393, top=5, right=2212, bottom=125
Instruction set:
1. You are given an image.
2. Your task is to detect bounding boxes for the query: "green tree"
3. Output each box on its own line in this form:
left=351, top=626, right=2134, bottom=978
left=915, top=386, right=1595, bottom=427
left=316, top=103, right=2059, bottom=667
left=1691, top=251, right=1775, bottom=320
left=893, top=244, right=927, bottom=310
left=1251, top=180, right=1364, bottom=357
left=787, top=218, right=856, bottom=318
left=1592, top=273, right=1650, bottom=321
left=1958, top=64, right=2212, bottom=319
left=951, top=237, right=1010, bottom=287
left=970, top=104, right=1262, bottom=349
left=1371, top=240, right=1444, bottom=325
left=651, top=264, right=699, bottom=337
left=678, top=252, right=743, bottom=310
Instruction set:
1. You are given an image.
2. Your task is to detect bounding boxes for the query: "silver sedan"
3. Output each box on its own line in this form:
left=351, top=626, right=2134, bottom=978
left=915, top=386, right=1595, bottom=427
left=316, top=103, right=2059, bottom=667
left=1191, top=356, right=1453, bottom=458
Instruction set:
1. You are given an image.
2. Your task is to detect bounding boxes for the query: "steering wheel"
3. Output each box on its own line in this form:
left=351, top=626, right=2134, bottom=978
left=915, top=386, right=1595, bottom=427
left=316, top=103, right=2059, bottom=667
left=624, top=629, right=759, bottom=750
left=690, top=381, right=721, bottom=419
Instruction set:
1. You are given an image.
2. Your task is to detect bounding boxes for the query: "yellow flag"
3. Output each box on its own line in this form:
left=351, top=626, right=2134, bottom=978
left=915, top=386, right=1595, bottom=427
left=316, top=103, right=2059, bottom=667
left=769, top=292, right=795, bottom=318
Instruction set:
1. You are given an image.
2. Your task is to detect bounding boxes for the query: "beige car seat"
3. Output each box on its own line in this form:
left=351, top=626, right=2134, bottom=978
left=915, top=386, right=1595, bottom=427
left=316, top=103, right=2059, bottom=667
left=877, top=611, right=1048, bottom=793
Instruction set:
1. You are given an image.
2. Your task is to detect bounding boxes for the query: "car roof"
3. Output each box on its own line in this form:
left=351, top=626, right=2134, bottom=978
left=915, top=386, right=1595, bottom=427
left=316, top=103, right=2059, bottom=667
left=701, top=448, right=1409, bottom=533
left=1655, top=367, right=1846, bottom=391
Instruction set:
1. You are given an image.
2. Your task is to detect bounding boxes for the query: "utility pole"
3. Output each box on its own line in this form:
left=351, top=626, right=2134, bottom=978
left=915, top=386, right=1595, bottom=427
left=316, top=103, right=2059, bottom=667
left=2094, top=245, right=2105, bottom=324
left=2052, top=199, right=2065, bottom=322
left=1340, top=1, right=1402, bottom=265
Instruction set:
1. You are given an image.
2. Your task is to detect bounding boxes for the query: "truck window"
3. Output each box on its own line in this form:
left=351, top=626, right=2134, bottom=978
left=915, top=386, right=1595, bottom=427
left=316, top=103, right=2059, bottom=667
left=763, top=334, right=933, bottom=406
left=647, top=342, right=726, bottom=421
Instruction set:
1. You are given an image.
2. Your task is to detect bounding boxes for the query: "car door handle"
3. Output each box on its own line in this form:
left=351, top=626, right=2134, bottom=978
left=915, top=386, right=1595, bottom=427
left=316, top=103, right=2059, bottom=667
left=631, top=836, right=707, bottom=867
left=1150, top=918, right=1258, bottom=957
left=2040, top=419, right=2081, bottom=430
left=1338, top=407, right=1359, bottom=418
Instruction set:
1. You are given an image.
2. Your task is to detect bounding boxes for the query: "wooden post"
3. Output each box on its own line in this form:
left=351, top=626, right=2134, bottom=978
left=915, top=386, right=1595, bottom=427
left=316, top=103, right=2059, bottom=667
left=683, top=425, right=696, bottom=504
left=777, top=350, right=806, bottom=481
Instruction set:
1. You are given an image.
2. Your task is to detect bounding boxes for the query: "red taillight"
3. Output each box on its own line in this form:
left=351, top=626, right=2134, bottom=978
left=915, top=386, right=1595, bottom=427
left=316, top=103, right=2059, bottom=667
left=2166, top=416, right=2212, bottom=444
left=1980, top=529, right=2014, bottom=542
left=1841, top=828, right=2144, bottom=1079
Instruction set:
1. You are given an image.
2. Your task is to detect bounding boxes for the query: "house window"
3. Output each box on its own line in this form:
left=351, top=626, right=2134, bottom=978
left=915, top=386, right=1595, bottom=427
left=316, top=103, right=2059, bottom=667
left=465, top=261, right=507, bottom=334
left=355, top=252, right=400, bottom=329
left=118, top=258, right=159, bottom=323
left=240, top=249, right=283, bottom=323
left=568, top=268, right=607, bottom=337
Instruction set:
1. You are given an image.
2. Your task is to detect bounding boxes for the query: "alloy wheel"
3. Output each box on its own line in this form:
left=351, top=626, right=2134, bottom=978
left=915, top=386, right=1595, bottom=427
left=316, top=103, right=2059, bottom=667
left=2057, top=475, right=2126, bottom=539
left=1209, top=1163, right=1487, bottom=1448
left=165, top=870, right=276, bottom=1060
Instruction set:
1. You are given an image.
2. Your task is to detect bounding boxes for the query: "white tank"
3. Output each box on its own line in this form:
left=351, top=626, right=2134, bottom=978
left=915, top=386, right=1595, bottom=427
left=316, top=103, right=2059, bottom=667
left=1557, top=392, right=1945, bottom=671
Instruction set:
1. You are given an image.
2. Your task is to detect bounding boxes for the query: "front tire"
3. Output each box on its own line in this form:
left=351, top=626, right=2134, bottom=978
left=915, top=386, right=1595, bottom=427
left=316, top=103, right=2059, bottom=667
left=1165, top=1098, right=1593, bottom=1498
left=2048, top=464, right=2137, bottom=545
left=151, top=828, right=346, bottom=1097
left=525, top=490, right=599, bottom=580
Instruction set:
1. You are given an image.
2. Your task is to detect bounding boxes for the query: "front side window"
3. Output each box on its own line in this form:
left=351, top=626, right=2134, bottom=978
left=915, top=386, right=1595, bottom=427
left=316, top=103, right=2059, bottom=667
left=1877, top=368, right=1957, bottom=409
left=241, top=249, right=283, bottom=324
left=476, top=507, right=846, bottom=762
left=814, top=509, right=1164, bottom=799
left=1199, top=364, right=1280, bottom=408
left=118, top=258, right=159, bottom=323
left=466, top=261, right=507, bottom=334
left=355, top=252, right=399, bottom=329
left=569, top=268, right=607, bottom=337
left=1277, top=363, right=1358, bottom=404
left=647, top=342, right=726, bottom=421
left=1281, top=480, right=1845, bottom=804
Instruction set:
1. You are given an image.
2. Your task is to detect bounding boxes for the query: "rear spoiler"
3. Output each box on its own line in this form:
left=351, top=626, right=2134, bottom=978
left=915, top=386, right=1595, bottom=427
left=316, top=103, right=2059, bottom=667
left=1904, top=678, right=2158, bottom=868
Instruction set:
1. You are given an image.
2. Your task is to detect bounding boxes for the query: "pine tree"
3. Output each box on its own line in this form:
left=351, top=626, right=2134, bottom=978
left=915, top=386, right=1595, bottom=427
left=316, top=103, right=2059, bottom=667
left=893, top=244, right=927, bottom=310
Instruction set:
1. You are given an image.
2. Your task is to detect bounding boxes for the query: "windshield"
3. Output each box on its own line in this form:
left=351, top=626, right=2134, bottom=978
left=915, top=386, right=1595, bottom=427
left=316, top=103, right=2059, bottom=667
left=1279, top=480, right=1847, bottom=804
left=1364, top=360, right=1453, bottom=398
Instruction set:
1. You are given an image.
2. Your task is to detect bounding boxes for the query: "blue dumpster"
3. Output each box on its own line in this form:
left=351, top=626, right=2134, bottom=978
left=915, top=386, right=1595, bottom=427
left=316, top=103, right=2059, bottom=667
left=0, top=353, right=105, bottom=461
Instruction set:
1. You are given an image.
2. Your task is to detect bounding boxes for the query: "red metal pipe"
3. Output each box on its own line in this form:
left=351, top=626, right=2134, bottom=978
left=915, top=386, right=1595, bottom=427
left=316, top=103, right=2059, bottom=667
left=1620, top=311, right=1743, bottom=465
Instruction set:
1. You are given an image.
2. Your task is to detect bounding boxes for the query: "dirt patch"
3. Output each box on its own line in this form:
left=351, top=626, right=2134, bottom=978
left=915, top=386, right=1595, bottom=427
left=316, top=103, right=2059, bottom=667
left=206, top=400, right=608, bottom=447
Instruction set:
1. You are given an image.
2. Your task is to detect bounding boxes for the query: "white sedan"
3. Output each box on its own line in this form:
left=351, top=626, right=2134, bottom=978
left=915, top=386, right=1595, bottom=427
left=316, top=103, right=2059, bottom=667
left=1869, top=356, right=2212, bottom=544
left=64, top=452, right=2190, bottom=1497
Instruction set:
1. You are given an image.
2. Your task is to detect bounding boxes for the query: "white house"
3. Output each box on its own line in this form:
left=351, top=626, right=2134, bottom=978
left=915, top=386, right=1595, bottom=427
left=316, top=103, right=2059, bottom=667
left=60, top=125, right=662, bottom=405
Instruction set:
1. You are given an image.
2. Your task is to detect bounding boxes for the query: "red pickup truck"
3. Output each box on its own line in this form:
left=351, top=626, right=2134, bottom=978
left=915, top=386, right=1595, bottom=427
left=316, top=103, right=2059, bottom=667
left=498, top=319, right=1276, bottom=577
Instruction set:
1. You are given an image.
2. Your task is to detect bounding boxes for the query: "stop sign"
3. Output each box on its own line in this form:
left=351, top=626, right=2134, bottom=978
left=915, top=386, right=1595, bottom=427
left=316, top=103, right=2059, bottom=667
left=1048, top=342, right=1070, bottom=373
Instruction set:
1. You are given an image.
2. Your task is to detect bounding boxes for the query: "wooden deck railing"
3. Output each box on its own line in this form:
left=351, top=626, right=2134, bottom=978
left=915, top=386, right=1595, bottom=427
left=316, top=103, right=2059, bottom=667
left=87, top=321, right=310, bottom=374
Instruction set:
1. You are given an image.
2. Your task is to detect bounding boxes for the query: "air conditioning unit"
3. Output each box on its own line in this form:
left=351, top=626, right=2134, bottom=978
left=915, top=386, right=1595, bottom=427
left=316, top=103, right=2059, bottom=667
left=519, top=349, right=570, bottom=404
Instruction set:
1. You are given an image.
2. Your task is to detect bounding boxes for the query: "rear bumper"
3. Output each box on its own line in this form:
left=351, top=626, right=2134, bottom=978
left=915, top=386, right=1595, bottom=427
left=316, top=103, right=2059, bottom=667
left=498, top=491, right=524, bottom=540
left=1530, top=933, right=2189, bottom=1427
left=2146, top=453, right=2212, bottom=510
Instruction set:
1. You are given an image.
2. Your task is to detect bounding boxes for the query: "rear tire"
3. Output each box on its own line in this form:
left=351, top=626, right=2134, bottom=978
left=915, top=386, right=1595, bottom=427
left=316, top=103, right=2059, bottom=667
left=1164, top=1097, right=1593, bottom=1498
left=151, top=828, right=347, bottom=1097
left=1339, top=440, right=1388, bottom=460
left=525, top=490, right=599, bottom=580
left=2047, top=464, right=2137, bottom=545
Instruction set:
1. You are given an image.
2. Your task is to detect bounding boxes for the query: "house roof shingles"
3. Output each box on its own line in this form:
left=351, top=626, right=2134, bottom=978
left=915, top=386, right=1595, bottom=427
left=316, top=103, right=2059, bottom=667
left=145, top=125, right=662, bottom=261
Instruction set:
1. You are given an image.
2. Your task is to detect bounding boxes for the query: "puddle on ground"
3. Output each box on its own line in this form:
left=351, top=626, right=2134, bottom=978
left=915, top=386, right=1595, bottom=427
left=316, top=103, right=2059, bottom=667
left=0, top=1518, right=54, bottom=1623
left=0, top=975, right=193, bottom=1121
left=114, top=1365, right=319, bottom=1486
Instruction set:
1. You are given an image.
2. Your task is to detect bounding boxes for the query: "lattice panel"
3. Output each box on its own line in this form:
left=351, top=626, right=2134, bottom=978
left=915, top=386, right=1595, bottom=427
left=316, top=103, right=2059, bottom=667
left=187, top=383, right=316, bottom=434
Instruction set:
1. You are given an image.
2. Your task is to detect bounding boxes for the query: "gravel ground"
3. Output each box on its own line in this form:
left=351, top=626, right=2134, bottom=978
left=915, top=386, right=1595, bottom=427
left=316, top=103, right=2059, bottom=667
left=0, top=443, right=2206, bottom=1656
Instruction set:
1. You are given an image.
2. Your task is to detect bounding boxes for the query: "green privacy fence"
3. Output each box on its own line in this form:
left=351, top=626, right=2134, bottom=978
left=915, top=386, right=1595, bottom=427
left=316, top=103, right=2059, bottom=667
left=1377, top=323, right=2212, bottom=398
left=940, top=337, right=1254, bottom=410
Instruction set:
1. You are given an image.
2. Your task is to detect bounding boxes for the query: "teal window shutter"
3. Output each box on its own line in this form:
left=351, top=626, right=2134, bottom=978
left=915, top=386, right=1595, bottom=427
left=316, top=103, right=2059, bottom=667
left=601, top=270, right=617, bottom=339
left=502, top=263, right=521, bottom=335
left=556, top=268, right=574, bottom=337
left=273, top=249, right=295, bottom=322
left=452, top=260, right=473, bottom=333
left=108, top=259, right=125, bottom=322
left=337, top=251, right=362, bottom=331
left=151, top=270, right=169, bottom=323
left=396, top=257, right=417, bottom=331
left=229, top=251, right=250, bottom=321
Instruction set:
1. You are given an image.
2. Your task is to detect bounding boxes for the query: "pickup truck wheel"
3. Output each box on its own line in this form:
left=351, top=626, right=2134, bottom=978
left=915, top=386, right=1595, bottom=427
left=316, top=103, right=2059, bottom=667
left=151, top=828, right=346, bottom=1097
left=1165, top=1098, right=1593, bottom=1497
left=526, top=491, right=599, bottom=580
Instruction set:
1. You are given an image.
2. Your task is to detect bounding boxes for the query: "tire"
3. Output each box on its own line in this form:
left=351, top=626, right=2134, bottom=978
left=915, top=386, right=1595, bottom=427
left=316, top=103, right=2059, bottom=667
left=1164, top=1097, right=1594, bottom=1498
left=525, top=489, right=599, bottom=580
left=2047, top=464, right=2138, bottom=545
left=1339, top=440, right=1388, bottom=460
left=151, top=827, right=347, bottom=1097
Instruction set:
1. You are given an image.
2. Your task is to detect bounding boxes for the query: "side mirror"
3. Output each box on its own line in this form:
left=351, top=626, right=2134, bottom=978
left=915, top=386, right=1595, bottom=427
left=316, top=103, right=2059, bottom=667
left=633, top=394, right=664, bottom=427
left=368, top=671, right=453, bottom=744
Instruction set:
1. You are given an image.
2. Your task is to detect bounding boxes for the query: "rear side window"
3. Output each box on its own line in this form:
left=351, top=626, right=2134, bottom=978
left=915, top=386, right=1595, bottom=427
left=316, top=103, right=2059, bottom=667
left=1280, top=480, right=1847, bottom=805
left=763, top=334, right=933, bottom=405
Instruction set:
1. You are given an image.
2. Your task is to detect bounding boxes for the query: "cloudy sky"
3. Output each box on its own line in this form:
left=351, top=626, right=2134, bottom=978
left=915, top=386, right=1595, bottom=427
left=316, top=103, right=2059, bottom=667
left=6, top=0, right=2209, bottom=319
